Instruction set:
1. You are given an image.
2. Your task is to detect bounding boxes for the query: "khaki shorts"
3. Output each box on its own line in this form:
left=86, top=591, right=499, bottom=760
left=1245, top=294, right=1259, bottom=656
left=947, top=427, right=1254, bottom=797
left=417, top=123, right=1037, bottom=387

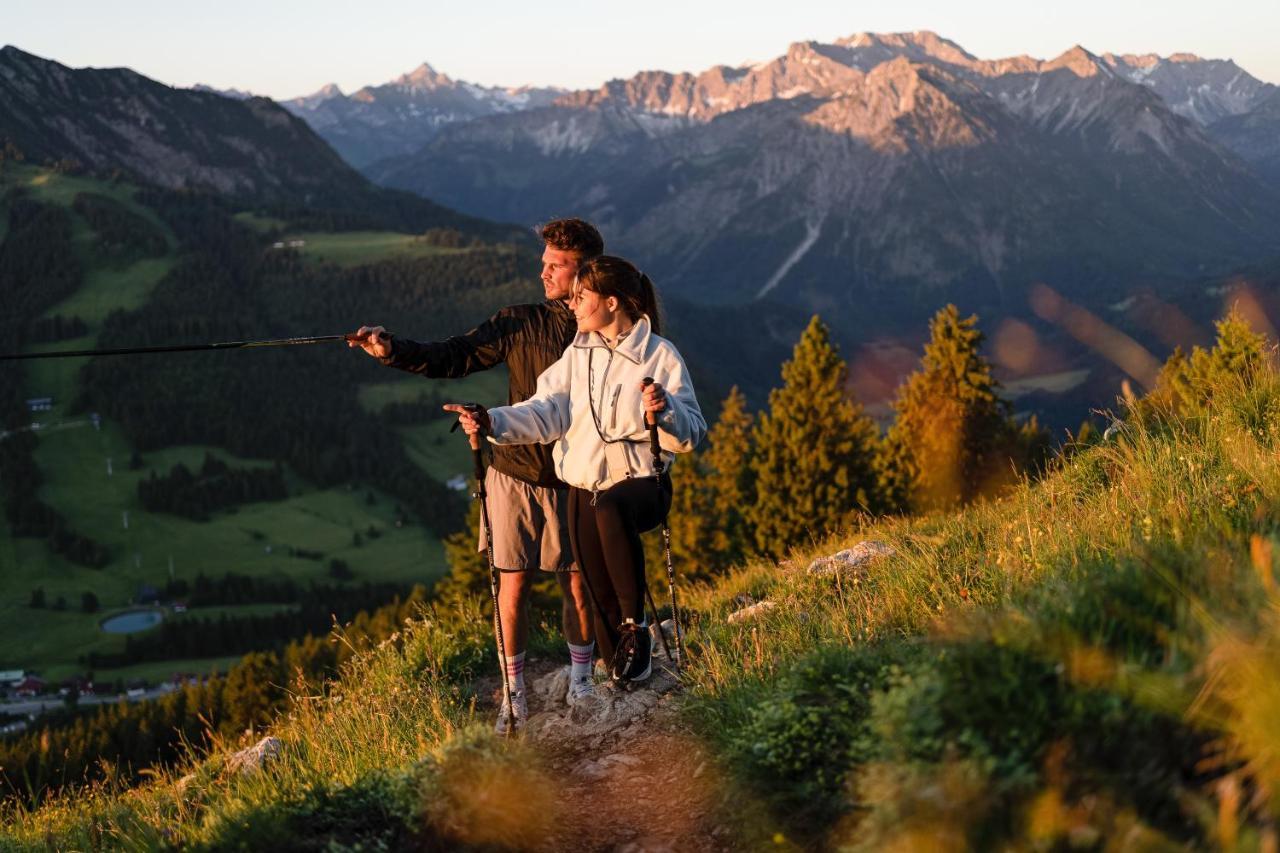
left=477, top=467, right=576, bottom=572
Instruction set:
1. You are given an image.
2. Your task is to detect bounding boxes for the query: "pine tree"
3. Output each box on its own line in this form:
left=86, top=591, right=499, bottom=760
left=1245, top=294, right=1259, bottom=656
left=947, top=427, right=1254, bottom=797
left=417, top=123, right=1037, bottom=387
left=700, top=386, right=756, bottom=571
left=433, top=498, right=490, bottom=609
left=1143, top=308, right=1270, bottom=416
left=645, top=386, right=757, bottom=586
left=880, top=305, right=1042, bottom=514
left=746, top=317, right=881, bottom=557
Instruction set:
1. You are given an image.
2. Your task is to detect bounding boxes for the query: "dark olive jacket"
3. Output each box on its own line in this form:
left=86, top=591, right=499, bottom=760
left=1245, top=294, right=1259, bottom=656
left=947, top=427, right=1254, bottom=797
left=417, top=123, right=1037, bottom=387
left=380, top=300, right=576, bottom=487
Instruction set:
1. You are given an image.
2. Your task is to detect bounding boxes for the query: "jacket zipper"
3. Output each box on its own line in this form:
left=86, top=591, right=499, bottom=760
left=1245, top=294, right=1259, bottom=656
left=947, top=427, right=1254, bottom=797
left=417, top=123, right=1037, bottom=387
left=609, top=384, right=622, bottom=431
left=595, top=349, right=616, bottom=500
left=597, top=349, right=614, bottom=433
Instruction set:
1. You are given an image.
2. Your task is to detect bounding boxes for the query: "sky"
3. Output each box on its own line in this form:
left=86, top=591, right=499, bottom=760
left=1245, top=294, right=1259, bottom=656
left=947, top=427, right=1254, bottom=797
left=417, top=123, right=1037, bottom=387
left=9, top=0, right=1279, bottom=99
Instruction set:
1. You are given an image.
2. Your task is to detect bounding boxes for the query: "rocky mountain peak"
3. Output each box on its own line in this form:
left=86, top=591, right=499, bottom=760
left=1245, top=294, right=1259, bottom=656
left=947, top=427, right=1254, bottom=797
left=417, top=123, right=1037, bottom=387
left=1044, top=45, right=1109, bottom=78
left=394, top=61, right=454, bottom=91
left=830, top=30, right=979, bottom=71
left=1100, top=51, right=1273, bottom=124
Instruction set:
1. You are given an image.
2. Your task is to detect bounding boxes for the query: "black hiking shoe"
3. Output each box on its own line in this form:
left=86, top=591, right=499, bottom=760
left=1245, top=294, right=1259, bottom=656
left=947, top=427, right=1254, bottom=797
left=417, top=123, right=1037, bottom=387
left=610, top=619, right=652, bottom=688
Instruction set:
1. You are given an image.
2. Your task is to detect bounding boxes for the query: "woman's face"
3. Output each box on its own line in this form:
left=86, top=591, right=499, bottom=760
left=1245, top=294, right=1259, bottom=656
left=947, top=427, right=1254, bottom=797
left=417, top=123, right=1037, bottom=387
left=569, top=283, right=620, bottom=333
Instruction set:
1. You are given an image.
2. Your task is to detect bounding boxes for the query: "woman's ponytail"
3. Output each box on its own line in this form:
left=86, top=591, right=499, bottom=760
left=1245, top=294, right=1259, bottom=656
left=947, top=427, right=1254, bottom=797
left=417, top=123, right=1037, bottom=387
left=575, top=255, right=664, bottom=336
left=638, top=272, right=662, bottom=336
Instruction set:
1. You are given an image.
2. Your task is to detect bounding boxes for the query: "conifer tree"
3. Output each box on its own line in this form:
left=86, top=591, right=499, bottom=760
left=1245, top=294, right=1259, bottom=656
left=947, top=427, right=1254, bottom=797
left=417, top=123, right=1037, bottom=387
left=434, top=498, right=490, bottom=608
left=701, top=386, right=756, bottom=569
left=645, top=386, right=757, bottom=585
left=880, top=305, right=1043, bottom=514
left=746, top=317, right=881, bottom=557
left=1143, top=308, right=1270, bottom=417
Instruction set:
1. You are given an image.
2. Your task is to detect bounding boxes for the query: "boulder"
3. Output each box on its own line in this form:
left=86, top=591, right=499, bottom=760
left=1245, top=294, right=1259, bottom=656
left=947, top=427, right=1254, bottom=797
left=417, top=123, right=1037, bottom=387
left=727, top=600, right=777, bottom=624
left=225, top=736, right=282, bottom=776
left=807, top=540, right=895, bottom=579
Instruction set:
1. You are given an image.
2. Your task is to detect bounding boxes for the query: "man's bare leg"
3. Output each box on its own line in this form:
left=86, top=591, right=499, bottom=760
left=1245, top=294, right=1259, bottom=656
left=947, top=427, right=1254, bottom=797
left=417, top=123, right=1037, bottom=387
left=559, top=570, right=597, bottom=700
left=495, top=569, right=532, bottom=733
left=497, top=569, right=532, bottom=657
left=557, top=570, right=592, bottom=645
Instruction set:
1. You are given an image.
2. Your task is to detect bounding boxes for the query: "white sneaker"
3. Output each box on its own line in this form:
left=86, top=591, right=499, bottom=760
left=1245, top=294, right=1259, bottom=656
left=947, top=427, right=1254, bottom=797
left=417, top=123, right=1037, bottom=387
left=567, top=674, right=596, bottom=704
left=495, top=688, right=527, bottom=735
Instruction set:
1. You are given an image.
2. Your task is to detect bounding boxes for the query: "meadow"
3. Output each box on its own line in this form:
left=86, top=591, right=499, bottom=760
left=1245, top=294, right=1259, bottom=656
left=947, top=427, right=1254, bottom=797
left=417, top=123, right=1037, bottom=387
left=5, top=327, right=1278, bottom=850
left=0, top=166, right=512, bottom=681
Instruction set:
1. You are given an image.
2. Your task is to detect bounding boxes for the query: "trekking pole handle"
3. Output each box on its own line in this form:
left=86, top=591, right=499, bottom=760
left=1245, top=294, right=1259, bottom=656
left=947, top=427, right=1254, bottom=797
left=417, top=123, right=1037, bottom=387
left=448, top=403, right=488, bottom=479
left=641, top=377, right=662, bottom=464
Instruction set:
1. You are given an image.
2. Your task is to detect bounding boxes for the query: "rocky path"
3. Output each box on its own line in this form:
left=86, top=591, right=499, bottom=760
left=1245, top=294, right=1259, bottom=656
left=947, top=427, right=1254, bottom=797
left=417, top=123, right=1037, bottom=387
left=483, top=655, right=737, bottom=853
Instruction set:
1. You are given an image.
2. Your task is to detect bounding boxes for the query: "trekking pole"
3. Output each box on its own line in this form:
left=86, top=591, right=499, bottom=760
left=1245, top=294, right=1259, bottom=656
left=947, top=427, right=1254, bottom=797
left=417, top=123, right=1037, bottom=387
left=456, top=406, right=514, bottom=736
left=0, top=334, right=355, bottom=361
left=644, top=586, right=673, bottom=663
left=642, top=378, right=684, bottom=671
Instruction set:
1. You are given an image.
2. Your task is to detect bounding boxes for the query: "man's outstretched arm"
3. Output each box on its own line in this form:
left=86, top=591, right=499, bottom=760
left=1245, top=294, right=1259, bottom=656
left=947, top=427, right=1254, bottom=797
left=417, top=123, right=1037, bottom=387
left=349, top=309, right=524, bottom=379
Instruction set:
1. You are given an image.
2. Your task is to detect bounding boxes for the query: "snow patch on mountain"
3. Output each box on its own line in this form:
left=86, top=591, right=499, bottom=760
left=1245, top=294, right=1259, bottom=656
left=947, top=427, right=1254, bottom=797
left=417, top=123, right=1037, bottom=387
left=757, top=219, right=824, bottom=299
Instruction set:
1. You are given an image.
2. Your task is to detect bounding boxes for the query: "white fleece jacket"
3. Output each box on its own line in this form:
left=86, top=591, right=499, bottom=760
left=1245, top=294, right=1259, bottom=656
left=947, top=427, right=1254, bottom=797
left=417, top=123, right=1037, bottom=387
left=486, top=316, right=706, bottom=493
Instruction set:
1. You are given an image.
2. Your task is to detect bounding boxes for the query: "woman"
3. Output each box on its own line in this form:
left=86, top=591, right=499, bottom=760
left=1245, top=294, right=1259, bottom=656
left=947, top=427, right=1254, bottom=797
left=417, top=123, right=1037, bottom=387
left=447, top=256, right=705, bottom=686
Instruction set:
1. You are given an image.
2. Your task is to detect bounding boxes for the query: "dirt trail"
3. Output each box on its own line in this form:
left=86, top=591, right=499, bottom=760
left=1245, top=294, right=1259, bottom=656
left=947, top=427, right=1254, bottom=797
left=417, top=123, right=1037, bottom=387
left=483, top=656, right=737, bottom=853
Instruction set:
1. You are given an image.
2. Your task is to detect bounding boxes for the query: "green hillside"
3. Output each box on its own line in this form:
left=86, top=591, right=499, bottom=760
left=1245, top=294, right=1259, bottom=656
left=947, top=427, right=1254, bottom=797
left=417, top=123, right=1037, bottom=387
left=0, top=165, right=525, bottom=682
left=6, top=321, right=1279, bottom=850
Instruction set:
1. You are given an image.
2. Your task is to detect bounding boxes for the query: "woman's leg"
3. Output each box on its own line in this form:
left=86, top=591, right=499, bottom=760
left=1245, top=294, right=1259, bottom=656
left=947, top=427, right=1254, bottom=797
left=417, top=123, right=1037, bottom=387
left=567, top=487, right=620, bottom=665
left=591, top=477, right=672, bottom=627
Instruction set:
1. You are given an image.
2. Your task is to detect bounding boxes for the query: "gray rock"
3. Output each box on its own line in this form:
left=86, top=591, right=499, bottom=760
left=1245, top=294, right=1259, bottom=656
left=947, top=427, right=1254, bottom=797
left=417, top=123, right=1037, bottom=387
left=649, top=619, right=682, bottom=660
left=807, top=540, right=895, bottom=579
left=524, top=661, right=679, bottom=748
left=533, top=665, right=571, bottom=707
left=225, top=736, right=282, bottom=776
left=727, top=600, right=777, bottom=624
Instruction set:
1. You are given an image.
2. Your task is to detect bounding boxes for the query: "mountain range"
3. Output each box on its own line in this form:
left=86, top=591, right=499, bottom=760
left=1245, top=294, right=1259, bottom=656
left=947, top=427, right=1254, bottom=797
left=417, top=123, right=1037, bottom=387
left=359, top=32, right=1279, bottom=340
left=0, top=46, right=504, bottom=236
left=4, top=34, right=1280, bottom=424
left=281, top=65, right=563, bottom=168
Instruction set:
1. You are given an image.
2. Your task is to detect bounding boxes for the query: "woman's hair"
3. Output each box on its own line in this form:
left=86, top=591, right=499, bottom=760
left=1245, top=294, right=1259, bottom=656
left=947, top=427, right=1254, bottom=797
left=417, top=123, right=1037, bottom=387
left=574, top=255, right=663, bottom=336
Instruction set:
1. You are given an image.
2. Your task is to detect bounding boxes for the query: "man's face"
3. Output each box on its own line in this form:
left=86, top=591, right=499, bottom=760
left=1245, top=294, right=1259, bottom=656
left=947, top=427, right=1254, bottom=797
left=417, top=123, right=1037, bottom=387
left=541, top=246, right=580, bottom=301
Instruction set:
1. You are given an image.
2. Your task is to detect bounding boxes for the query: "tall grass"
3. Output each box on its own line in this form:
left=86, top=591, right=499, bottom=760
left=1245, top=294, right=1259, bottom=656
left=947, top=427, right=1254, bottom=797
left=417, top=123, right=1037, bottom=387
left=680, top=366, right=1280, bottom=847
left=0, top=602, right=491, bottom=850
left=7, top=368, right=1280, bottom=850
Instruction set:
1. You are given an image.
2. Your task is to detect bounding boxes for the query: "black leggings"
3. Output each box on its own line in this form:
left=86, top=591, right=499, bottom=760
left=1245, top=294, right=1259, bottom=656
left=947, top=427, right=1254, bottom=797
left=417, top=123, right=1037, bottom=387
left=567, top=476, right=672, bottom=665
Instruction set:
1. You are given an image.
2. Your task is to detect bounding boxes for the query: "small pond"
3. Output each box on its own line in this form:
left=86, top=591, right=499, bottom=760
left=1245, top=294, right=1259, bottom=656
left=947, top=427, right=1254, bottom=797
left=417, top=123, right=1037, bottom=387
left=100, top=609, right=164, bottom=634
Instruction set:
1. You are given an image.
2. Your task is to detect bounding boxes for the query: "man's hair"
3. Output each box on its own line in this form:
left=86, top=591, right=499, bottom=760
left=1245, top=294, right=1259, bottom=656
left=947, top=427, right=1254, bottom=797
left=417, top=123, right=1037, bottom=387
left=539, top=218, right=604, bottom=260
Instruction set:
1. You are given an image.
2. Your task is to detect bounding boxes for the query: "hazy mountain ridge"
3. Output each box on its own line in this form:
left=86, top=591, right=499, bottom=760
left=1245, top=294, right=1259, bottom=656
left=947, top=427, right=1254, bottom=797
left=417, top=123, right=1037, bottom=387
left=0, top=45, right=368, bottom=204
left=281, top=62, right=563, bottom=168
left=370, top=32, right=1280, bottom=334
left=0, top=46, right=524, bottom=238
left=1209, top=87, right=1280, bottom=184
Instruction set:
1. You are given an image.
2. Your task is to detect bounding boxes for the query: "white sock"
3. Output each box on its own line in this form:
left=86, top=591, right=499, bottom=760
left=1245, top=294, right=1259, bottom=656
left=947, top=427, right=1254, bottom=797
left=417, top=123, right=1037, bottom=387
left=568, top=642, right=594, bottom=681
left=503, top=652, right=526, bottom=696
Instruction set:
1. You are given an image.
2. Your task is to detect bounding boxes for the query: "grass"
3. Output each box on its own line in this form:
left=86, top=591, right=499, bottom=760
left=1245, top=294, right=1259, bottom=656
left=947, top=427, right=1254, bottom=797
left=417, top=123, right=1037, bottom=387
left=231, top=212, right=287, bottom=233
left=10, top=367, right=1280, bottom=848
left=1, top=605, right=495, bottom=850
left=1, top=168, right=468, bottom=682
left=0, top=419, right=445, bottom=677
left=2, top=164, right=175, bottom=249
left=89, top=656, right=246, bottom=687
left=357, top=368, right=510, bottom=483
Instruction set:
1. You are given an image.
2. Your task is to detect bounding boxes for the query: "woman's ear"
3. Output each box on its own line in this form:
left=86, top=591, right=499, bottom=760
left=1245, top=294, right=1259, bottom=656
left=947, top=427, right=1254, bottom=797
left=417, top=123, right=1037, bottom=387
left=606, top=295, right=620, bottom=313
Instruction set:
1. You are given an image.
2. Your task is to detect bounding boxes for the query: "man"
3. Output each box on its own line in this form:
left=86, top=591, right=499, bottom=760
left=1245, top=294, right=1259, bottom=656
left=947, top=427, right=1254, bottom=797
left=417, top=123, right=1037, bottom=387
left=350, top=218, right=602, bottom=733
